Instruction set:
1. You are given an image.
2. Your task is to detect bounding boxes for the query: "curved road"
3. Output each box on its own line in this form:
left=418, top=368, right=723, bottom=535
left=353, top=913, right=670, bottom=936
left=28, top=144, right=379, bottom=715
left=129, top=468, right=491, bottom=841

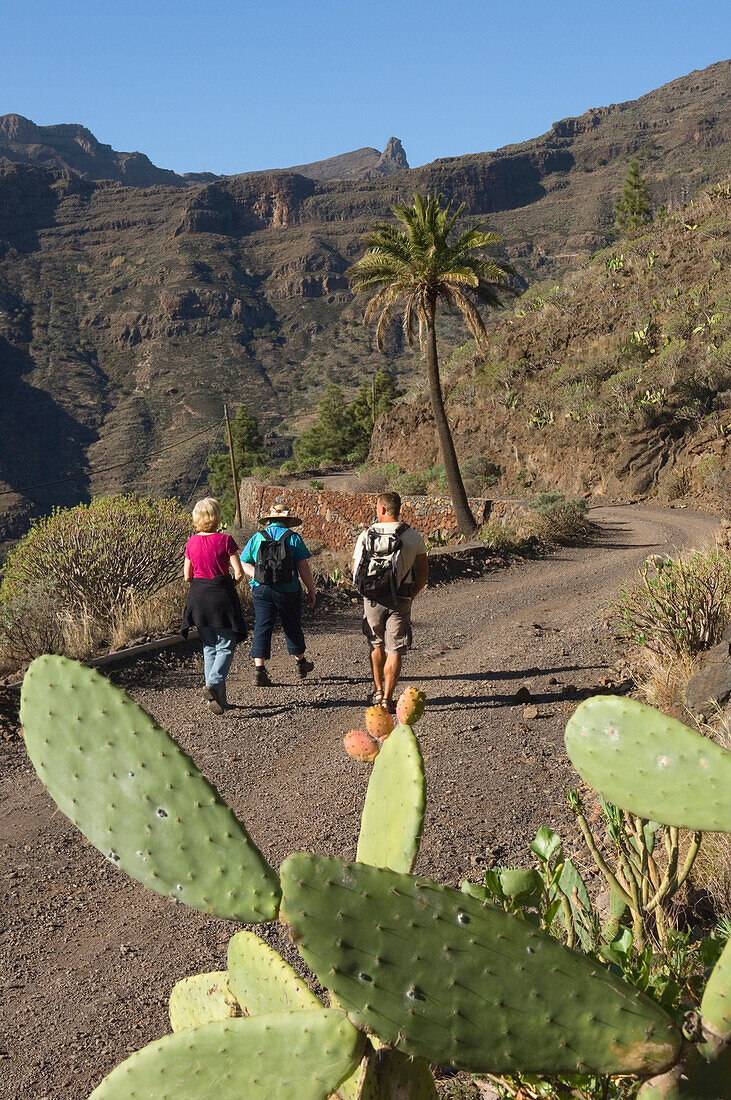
left=0, top=504, right=719, bottom=1100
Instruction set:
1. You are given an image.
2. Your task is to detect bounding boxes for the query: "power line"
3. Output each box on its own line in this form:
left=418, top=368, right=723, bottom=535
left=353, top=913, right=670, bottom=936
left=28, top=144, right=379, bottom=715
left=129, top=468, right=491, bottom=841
left=0, top=418, right=223, bottom=499
left=185, top=417, right=227, bottom=509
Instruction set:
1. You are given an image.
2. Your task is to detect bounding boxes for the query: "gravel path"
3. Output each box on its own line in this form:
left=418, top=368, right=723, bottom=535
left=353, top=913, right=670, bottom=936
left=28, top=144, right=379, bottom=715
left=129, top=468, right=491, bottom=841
left=0, top=503, right=718, bottom=1100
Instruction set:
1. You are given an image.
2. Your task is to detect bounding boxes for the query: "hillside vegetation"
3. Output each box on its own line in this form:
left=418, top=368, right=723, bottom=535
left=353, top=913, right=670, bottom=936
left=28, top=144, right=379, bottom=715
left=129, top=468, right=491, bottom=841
left=374, top=181, right=731, bottom=508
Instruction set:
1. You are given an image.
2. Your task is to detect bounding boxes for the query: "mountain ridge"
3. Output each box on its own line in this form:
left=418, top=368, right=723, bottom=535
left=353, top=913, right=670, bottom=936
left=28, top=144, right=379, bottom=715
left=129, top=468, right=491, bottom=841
left=0, top=114, right=410, bottom=185
left=0, top=59, right=729, bottom=538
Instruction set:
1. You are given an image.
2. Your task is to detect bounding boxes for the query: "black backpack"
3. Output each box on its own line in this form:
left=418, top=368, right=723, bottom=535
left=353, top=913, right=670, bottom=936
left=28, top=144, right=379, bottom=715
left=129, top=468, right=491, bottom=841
left=354, top=522, right=409, bottom=608
left=254, top=529, right=295, bottom=588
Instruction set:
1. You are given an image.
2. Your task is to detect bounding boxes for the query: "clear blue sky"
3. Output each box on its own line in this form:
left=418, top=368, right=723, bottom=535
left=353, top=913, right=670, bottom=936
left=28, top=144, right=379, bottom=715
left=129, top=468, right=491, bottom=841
left=2, top=0, right=729, bottom=175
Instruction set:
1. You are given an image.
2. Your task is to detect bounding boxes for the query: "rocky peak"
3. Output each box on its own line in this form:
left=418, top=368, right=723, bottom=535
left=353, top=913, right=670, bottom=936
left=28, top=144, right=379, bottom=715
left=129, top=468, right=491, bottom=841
left=0, top=114, right=41, bottom=143
left=372, top=136, right=409, bottom=176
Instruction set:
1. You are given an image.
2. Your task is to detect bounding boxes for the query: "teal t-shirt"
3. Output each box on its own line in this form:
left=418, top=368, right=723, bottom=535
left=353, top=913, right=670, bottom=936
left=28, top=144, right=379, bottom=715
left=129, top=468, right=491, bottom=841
left=240, top=524, right=310, bottom=592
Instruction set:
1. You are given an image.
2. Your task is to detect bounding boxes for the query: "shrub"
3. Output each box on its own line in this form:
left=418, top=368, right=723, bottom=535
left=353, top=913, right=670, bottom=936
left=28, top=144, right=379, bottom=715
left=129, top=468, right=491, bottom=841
left=460, top=456, right=500, bottom=495
left=0, top=496, right=191, bottom=663
left=0, top=586, right=65, bottom=667
left=527, top=492, right=589, bottom=543
left=478, top=520, right=527, bottom=555
left=612, top=550, right=731, bottom=659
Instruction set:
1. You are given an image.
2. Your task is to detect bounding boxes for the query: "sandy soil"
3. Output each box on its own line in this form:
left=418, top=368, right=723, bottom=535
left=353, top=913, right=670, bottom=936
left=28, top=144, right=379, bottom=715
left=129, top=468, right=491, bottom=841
left=0, top=503, right=718, bottom=1100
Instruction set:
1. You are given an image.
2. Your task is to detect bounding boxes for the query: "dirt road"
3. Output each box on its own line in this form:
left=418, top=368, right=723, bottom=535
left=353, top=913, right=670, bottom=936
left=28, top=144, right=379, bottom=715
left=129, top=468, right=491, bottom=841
left=0, top=504, right=718, bottom=1099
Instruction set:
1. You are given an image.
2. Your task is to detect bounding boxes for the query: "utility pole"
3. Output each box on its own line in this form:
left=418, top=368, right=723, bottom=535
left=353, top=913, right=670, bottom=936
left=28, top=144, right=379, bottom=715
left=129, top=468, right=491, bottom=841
left=223, top=403, right=242, bottom=528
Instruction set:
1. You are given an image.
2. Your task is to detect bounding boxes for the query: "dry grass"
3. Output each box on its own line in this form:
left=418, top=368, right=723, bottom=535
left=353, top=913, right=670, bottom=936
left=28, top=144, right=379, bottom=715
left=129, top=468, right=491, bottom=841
left=109, top=581, right=189, bottom=651
left=691, top=713, right=731, bottom=917
left=309, top=548, right=354, bottom=588
left=635, top=649, right=697, bottom=717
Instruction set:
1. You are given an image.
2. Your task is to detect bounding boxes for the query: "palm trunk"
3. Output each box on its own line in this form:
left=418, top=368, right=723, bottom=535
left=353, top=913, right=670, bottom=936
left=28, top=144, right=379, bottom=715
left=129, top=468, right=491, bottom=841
left=425, top=306, right=477, bottom=536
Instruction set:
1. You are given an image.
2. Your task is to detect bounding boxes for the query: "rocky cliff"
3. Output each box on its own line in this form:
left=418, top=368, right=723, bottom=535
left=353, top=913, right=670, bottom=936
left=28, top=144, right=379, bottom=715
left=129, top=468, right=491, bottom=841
left=0, top=60, right=729, bottom=537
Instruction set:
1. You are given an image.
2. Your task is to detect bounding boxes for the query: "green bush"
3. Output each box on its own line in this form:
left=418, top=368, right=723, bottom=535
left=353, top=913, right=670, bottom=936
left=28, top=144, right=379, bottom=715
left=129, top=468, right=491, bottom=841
left=0, top=496, right=191, bottom=658
left=527, top=492, right=589, bottom=543
left=612, top=550, right=731, bottom=658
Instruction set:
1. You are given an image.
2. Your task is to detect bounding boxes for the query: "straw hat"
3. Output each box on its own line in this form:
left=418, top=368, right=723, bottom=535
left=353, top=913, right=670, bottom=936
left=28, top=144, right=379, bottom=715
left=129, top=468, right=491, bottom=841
left=258, top=503, right=302, bottom=527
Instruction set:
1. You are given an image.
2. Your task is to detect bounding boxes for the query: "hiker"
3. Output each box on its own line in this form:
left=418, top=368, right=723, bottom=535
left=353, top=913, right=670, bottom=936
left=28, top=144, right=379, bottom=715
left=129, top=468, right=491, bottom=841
left=353, top=491, right=428, bottom=712
left=181, top=497, right=246, bottom=715
left=240, top=503, right=317, bottom=685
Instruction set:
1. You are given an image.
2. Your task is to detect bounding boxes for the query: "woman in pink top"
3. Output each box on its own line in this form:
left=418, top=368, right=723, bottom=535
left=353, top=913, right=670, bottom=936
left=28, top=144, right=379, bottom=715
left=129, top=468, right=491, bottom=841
left=180, top=497, right=246, bottom=715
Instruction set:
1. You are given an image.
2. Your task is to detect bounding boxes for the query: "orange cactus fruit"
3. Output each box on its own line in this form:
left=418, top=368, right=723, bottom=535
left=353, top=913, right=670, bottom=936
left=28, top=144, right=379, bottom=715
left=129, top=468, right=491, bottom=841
left=364, top=705, right=395, bottom=740
left=343, top=729, right=380, bottom=762
left=395, top=686, right=426, bottom=726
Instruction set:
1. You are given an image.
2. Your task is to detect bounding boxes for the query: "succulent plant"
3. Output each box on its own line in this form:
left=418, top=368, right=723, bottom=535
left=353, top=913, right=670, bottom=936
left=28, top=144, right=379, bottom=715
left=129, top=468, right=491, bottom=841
left=343, top=729, right=380, bottom=761
left=19, top=656, right=731, bottom=1098
left=395, top=686, right=426, bottom=726
left=364, top=705, right=395, bottom=740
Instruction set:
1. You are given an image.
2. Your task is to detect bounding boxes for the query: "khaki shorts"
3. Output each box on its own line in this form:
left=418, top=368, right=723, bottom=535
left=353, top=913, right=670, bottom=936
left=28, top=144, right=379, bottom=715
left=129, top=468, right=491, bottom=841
left=362, top=597, right=413, bottom=655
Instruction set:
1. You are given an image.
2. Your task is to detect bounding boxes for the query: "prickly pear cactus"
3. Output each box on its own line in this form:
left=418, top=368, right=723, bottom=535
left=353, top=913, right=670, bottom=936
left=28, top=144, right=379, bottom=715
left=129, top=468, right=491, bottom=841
left=395, top=687, right=426, bottom=726
left=701, top=937, right=731, bottom=1041
left=89, top=1010, right=365, bottom=1100
left=565, top=695, right=731, bottom=831
left=168, top=971, right=239, bottom=1031
left=280, top=854, right=681, bottom=1076
left=356, top=725, right=425, bottom=873
left=364, top=706, right=395, bottom=740
left=227, top=930, right=320, bottom=1013
left=343, top=730, right=380, bottom=762
left=20, top=655, right=280, bottom=921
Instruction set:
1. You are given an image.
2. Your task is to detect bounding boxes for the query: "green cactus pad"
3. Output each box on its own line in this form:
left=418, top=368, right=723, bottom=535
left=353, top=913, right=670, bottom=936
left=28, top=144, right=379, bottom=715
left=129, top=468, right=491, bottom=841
left=169, top=971, right=240, bottom=1032
left=356, top=724, right=425, bottom=873
left=701, top=937, right=731, bottom=1040
left=637, top=1045, right=731, bottom=1098
left=565, top=696, right=731, bottom=831
left=89, top=1010, right=366, bottom=1100
left=280, top=854, right=681, bottom=1076
left=333, top=1045, right=377, bottom=1100
left=20, top=655, right=280, bottom=921
left=373, top=1049, right=438, bottom=1098
left=227, top=930, right=321, bottom=1014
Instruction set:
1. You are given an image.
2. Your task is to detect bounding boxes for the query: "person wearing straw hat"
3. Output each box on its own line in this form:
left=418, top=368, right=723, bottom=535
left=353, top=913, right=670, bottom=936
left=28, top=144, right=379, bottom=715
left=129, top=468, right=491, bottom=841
left=240, top=503, right=317, bottom=686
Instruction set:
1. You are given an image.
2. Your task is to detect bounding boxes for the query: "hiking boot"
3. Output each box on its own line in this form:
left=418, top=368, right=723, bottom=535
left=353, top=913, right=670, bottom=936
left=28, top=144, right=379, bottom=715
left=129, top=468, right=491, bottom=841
left=254, top=665, right=272, bottom=687
left=296, top=657, right=314, bottom=679
left=201, top=686, right=224, bottom=715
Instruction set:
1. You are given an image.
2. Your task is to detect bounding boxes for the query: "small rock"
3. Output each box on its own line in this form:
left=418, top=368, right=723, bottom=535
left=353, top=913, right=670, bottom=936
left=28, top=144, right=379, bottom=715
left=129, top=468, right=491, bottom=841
left=523, top=705, right=539, bottom=720
left=686, top=640, right=731, bottom=717
left=514, top=685, right=532, bottom=704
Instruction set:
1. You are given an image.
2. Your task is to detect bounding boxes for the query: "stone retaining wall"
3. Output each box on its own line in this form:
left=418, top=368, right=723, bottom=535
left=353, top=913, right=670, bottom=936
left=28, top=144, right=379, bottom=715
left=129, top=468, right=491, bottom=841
left=239, top=479, right=527, bottom=550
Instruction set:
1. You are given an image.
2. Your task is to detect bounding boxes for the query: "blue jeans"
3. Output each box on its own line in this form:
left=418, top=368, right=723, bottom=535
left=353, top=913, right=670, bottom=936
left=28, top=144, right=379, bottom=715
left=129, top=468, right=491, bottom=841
left=250, top=586, right=305, bottom=660
left=198, top=628, right=236, bottom=705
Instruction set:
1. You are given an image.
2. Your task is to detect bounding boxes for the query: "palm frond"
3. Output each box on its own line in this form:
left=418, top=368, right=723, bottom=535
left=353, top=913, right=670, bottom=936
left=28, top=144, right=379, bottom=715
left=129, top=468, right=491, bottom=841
left=363, top=282, right=407, bottom=325
left=375, top=299, right=399, bottom=349
left=441, top=285, right=488, bottom=347
left=402, top=288, right=420, bottom=347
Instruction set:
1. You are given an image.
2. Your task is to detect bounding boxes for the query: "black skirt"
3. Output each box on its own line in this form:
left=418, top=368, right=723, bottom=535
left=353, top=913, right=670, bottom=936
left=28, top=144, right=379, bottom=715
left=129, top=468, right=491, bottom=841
left=181, top=576, right=248, bottom=642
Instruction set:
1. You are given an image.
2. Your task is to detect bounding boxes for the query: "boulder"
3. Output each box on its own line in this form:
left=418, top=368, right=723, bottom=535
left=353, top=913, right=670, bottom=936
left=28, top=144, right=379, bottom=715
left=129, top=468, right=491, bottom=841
left=685, top=638, right=731, bottom=717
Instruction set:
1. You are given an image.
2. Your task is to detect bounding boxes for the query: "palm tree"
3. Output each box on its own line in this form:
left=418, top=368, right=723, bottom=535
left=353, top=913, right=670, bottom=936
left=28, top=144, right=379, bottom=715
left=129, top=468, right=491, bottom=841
left=348, top=192, right=511, bottom=535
